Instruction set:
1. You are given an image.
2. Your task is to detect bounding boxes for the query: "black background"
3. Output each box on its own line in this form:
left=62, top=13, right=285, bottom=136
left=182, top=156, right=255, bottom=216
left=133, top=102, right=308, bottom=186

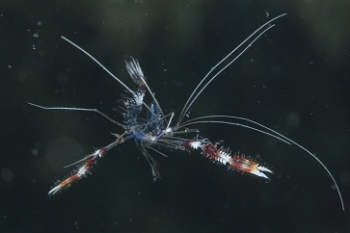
left=1, top=0, right=350, bottom=232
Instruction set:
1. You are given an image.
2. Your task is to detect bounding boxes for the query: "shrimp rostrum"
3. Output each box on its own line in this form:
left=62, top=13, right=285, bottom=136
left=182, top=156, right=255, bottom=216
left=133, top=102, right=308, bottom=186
left=28, top=13, right=344, bottom=210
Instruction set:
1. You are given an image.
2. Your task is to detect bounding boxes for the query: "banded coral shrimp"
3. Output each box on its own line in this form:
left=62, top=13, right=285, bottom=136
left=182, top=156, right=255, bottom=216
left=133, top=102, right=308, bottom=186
left=28, top=13, right=344, bottom=210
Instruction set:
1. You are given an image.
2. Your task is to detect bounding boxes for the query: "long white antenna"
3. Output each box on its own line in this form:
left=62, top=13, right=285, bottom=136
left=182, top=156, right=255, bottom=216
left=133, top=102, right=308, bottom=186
left=61, top=36, right=136, bottom=96
left=177, top=13, right=287, bottom=126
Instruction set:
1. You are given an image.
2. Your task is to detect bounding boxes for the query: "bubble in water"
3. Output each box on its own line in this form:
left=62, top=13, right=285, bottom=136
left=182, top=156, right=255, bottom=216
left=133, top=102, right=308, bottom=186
left=1, top=168, right=14, bottom=183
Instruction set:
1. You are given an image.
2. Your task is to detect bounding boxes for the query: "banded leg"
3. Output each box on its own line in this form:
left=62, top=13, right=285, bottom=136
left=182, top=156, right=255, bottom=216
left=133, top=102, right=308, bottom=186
left=48, top=133, right=126, bottom=195
left=182, top=139, right=272, bottom=178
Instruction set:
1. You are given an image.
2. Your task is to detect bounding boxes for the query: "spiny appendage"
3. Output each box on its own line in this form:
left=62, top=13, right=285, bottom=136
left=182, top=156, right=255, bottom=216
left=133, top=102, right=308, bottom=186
left=123, top=59, right=146, bottom=125
left=125, top=58, right=145, bottom=85
left=183, top=139, right=272, bottom=179
left=48, top=147, right=107, bottom=195
left=123, top=91, right=145, bottom=123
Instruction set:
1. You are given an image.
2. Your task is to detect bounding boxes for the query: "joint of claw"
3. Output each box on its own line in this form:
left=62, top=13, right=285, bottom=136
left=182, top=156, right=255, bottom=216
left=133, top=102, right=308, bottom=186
left=111, top=133, right=125, bottom=143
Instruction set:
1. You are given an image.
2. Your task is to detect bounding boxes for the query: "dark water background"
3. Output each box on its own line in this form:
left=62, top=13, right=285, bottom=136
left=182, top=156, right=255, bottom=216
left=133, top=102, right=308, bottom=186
left=1, top=1, right=350, bottom=232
